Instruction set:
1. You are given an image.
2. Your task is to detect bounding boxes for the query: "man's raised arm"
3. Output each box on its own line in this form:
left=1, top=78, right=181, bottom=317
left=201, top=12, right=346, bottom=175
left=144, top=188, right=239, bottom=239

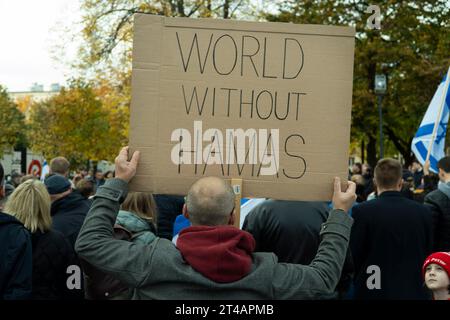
left=75, top=147, right=155, bottom=288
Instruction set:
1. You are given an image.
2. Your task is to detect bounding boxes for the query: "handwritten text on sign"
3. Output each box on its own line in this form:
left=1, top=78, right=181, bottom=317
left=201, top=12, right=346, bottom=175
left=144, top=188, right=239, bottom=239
left=129, top=15, right=354, bottom=200
left=171, top=32, right=306, bottom=179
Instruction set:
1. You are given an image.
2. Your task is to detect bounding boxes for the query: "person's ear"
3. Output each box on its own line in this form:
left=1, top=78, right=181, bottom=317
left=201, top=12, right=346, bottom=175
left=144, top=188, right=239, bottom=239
left=438, top=169, right=450, bottom=181
left=228, top=209, right=236, bottom=226
left=0, top=185, right=4, bottom=199
left=182, top=203, right=189, bottom=219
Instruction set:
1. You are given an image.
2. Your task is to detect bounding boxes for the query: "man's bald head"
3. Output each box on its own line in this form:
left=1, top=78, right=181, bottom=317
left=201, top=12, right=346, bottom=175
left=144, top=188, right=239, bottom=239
left=185, top=177, right=235, bottom=226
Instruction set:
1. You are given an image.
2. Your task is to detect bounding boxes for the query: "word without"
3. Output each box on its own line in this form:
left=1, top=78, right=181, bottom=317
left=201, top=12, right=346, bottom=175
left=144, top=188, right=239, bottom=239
left=182, top=85, right=305, bottom=121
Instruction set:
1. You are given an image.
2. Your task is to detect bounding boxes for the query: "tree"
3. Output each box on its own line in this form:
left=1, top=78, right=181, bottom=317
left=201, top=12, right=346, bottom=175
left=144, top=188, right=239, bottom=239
left=265, top=0, right=450, bottom=167
left=50, top=0, right=257, bottom=167
left=28, top=81, right=128, bottom=167
left=0, top=85, right=27, bottom=157
left=94, top=78, right=130, bottom=159
left=15, top=95, right=33, bottom=114
left=68, top=0, right=254, bottom=81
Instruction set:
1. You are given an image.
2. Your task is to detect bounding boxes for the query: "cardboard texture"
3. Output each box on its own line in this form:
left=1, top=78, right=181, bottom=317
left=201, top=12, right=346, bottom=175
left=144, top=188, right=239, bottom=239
left=129, top=14, right=355, bottom=201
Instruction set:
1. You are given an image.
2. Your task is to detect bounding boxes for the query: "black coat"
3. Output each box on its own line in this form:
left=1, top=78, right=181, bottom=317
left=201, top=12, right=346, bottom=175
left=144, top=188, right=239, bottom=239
left=242, top=200, right=354, bottom=299
left=350, top=191, right=433, bottom=300
left=413, top=170, right=424, bottom=189
left=51, top=190, right=91, bottom=248
left=0, top=212, right=32, bottom=300
left=31, top=230, right=83, bottom=300
left=154, top=194, right=185, bottom=240
left=424, top=189, right=450, bottom=252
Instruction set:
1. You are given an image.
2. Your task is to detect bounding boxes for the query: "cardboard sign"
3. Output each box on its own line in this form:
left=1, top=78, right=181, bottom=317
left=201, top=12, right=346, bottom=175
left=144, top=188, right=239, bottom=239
left=129, top=14, right=355, bottom=201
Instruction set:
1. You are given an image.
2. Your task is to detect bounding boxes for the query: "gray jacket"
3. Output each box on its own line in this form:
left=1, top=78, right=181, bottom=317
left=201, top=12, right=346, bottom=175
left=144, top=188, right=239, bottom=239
left=75, top=179, right=353, bottom=299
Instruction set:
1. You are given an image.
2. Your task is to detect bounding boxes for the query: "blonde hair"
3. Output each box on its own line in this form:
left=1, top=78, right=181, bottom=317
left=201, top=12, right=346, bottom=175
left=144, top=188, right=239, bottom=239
left=121, top=192, right=158, bottom=225
left=4, top=179, right=52, bottom=233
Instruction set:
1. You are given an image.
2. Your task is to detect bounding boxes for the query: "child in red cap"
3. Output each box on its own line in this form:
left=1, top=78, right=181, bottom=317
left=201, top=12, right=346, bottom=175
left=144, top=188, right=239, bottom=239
left=423, top=252, right=450, bottom=300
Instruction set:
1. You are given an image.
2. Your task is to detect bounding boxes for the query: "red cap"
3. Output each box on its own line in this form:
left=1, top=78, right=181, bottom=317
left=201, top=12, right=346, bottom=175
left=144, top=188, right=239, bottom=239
left=422, top=252, right=450, bottom=279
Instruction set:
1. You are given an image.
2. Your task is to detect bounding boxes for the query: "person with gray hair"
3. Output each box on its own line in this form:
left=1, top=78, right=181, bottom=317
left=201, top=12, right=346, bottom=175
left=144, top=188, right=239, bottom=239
left=76, top=146, right=356, bottom=299
left=184, top=177, right=235, bottom=226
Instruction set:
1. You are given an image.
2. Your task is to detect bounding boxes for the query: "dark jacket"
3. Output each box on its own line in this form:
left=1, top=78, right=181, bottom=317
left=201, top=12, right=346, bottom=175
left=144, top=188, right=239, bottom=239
left=242, top=200, right=354, bottom=299
left=95, top=178, right=105, bottom=189
left=31, top=230, right=83, bottom=300
left=413, top=170, right=424, bottom=189
left=350, top=191, right=433, bottom=300
left=75, top=179, right=354, bottom=299
left=154, top=194, right=184, bottom=240
left=362, top=173, right=374, bottom=200
left=51, top=190, right=91, bottom=248
left=424, top=184, right=450, bottom=252
left=0, top=212, right=32, bottom=300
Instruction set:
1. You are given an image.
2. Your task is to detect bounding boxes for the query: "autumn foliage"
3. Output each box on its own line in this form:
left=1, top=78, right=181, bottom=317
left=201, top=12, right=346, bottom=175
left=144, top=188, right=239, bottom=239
left=27, top=81, right=129, bottom=166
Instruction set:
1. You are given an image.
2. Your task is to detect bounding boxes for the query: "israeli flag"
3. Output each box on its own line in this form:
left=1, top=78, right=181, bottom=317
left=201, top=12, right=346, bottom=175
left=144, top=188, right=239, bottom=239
left=411, top=67, right=450, bottom=173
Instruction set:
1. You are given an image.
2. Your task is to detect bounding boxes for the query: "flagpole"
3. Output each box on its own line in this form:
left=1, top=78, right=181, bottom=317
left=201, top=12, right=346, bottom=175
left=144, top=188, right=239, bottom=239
left=426, top=67, right=450, bottom=163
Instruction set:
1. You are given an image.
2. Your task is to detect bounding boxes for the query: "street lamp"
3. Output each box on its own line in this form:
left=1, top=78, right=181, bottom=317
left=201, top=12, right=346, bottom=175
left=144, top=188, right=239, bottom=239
left=375, top=74, right=387, bottom=159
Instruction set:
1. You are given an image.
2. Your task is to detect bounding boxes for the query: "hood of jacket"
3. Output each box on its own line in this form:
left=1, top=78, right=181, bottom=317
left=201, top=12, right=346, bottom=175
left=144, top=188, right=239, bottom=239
left=116, top=210, right=156, bottom=245
left=51, top=190, right=90, bottom=216
left=116, top=210, right=155, bottom=233
left=0, top=211, right=23, bottom=226
left=176, top=225, right=255, bottom=283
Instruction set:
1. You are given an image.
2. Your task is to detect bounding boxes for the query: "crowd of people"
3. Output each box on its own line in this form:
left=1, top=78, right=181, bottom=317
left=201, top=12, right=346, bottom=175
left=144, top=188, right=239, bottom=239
left=0, top=147, right=449, bottom=300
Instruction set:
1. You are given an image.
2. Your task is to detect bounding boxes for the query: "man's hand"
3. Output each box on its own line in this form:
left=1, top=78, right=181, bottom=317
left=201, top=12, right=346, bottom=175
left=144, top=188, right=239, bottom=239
left=332, top=177, right=357, bottom=213
left=423, top=160, right=430, bottom=176
left=114, top=146, right=140, bottom=183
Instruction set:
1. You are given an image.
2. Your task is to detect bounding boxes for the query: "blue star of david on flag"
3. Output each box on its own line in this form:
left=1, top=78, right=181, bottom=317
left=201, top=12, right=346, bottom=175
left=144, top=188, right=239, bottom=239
left=412, top=67, right=450, bottom=173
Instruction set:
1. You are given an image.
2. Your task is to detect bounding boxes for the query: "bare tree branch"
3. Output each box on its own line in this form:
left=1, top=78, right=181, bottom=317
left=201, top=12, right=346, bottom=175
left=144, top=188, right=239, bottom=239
left=186, top=2, right=204, bottom=17
left=100, top=9, right=137, bottom=58
left=230, top=0, right=244, bottom=18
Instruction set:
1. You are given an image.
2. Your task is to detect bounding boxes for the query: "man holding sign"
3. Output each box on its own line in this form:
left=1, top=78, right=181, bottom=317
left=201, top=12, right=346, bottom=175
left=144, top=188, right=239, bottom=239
left=76, top=146, right=356, bottom=299
left=76, top=14, right=356, bottom=299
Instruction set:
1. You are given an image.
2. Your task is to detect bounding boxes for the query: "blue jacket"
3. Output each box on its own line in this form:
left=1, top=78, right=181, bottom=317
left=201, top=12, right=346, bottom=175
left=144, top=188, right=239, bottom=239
left=0, top=212, right=32, bottom=300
